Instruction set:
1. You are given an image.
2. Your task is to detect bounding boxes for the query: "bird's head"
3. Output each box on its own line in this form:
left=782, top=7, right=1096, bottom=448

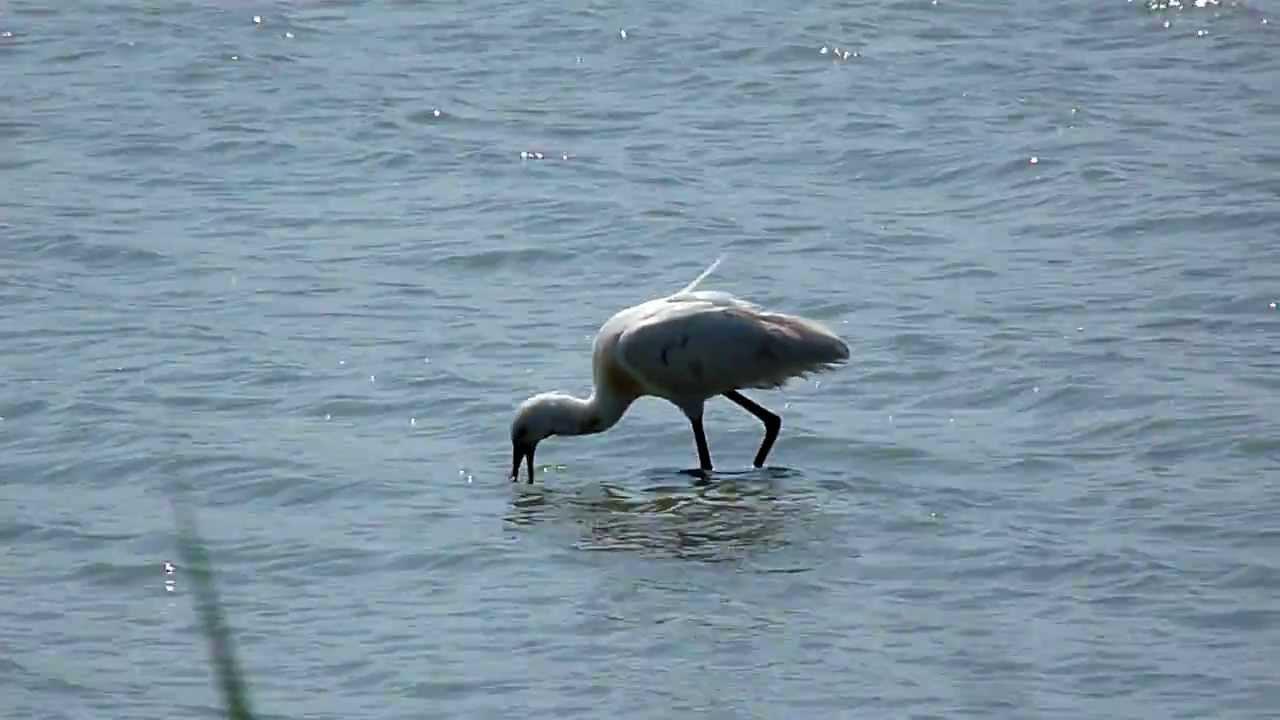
left=509, top=392, right=578, bottom=482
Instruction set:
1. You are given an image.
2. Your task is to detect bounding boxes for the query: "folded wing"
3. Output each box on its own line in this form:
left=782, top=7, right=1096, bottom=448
left=615, top=294, right=849, bottom=400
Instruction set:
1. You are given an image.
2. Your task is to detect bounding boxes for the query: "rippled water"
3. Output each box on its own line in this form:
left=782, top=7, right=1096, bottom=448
left=3, top=1, right=1280, bottom=718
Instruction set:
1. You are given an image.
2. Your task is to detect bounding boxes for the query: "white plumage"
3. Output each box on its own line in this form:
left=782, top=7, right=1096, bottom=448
left=509, top=259, right=850, bottom=482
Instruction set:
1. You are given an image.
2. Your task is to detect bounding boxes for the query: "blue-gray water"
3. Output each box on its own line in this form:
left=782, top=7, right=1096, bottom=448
left=3, top=1, right=1280, bottom=718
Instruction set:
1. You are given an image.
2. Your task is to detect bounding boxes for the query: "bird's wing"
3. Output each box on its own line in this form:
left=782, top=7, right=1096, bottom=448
left=615, top=295, right=848, bottom=400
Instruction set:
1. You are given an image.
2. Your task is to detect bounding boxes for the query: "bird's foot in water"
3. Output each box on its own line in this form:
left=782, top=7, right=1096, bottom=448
left=678, top=467, right=715, bottom=483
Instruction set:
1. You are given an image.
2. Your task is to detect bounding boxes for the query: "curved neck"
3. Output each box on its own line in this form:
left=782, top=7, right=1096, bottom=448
left=560, top=384, right=634, bottom=437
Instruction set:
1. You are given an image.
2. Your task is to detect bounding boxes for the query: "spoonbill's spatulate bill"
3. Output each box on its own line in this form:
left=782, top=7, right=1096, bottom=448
left=509, top=259, right=850, bottom=482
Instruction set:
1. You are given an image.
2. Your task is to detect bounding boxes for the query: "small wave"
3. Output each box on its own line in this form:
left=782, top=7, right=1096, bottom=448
left=25, top=232, right=171, bottom=269
left=506, top=473, right=822, bottom=562
left=435, top=246, right=576, bottom=270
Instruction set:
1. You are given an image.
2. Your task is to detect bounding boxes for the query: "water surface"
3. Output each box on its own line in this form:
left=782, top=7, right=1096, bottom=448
left=2, top=1, right=1279, bottom=718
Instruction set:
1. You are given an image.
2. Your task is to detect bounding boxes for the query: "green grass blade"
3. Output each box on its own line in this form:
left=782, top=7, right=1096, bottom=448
left=173, top=496, right=257, bottom=720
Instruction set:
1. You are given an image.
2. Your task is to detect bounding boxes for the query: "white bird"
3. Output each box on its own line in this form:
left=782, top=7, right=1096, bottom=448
left=509, top=259, right=850, bottom=482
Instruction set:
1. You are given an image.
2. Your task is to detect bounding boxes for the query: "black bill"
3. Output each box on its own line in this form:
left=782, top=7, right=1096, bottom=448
left=510, top=443, right=535, bottom=483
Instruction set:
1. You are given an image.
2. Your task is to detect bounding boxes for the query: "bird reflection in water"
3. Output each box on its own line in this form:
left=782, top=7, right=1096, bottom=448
left=506, top=468, right=808, bottom=562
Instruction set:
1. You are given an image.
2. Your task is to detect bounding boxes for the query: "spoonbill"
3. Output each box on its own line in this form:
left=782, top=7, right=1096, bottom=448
left=509, top=259, right=850, bottom=482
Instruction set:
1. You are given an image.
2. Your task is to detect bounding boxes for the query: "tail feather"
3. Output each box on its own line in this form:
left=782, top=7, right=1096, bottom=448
left=770, top=313, right=850, bottom=366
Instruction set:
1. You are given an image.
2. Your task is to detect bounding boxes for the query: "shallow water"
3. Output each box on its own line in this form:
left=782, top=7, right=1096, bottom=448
left=3, top=1, right=1279, bottom=718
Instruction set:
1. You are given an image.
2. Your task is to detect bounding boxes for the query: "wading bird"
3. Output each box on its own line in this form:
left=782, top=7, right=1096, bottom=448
left=509, top=259, right=849, bottom=482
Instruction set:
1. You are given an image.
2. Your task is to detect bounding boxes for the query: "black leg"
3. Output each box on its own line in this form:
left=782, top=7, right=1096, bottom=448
left=690, top=415, right=713, bottom=471
left=724, top=390, right=781, bottom=468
